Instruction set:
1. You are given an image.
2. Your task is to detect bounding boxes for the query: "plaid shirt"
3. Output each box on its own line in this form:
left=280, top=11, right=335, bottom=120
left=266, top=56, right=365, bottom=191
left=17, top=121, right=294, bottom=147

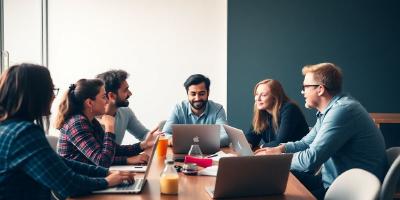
left=58, top=114, right=143, bottom=167
left=0, top=119, right=108, bottom=200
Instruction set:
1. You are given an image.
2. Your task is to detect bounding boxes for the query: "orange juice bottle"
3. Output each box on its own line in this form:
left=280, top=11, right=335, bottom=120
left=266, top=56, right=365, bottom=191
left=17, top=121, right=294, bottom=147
left=160, top=159, right=179, bottom=195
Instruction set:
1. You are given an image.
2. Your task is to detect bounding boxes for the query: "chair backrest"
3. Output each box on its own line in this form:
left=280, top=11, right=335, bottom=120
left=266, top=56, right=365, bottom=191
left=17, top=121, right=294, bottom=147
left=46, top=135, right=59, bottom=152
left=325, top=168, right=381, bottom=200
left=380, top=147, right=400, bottom=200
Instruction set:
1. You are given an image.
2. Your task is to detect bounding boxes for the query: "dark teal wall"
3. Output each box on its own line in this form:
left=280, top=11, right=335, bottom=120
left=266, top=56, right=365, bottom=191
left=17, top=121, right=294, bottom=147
left=227, top=0, right=400, bottom=132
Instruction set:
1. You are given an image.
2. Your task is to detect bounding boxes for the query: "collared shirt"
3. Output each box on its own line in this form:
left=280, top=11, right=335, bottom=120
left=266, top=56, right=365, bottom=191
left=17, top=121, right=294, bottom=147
left=162, top=100, right=229, bottom=146
left=284, top=94, right=387, bottom=188
left=114, top=107, right=149, bottom=144
left=0, top=119, right=108, bottom=200
left=58, top=114, right=143, bottom=167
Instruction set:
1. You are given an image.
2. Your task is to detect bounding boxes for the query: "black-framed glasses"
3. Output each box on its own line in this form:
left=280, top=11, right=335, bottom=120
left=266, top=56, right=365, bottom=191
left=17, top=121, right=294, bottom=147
left=301, top=84, right=320, bottom=94
left=53, top=88, right=60, bottom=96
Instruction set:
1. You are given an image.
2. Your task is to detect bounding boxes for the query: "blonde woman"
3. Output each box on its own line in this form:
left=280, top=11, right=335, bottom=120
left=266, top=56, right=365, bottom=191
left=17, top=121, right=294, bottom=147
left=245, top=79, right=309, bottom=149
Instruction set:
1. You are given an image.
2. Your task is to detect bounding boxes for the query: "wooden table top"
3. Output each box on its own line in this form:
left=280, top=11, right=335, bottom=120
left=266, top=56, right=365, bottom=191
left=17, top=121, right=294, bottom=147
left=70, top=148, right=316, bottom=200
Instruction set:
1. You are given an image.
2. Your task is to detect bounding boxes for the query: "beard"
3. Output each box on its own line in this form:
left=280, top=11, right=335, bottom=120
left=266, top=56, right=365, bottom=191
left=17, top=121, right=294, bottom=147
left=190, top=100, right=207, bottom=110
left=115, top=96, right=130, bottom=107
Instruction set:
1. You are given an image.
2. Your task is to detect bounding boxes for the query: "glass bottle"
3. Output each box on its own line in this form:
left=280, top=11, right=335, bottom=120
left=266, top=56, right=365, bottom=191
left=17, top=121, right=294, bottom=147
left=188, top=138, right=203, bottom=158
left=160, top=159, right=179, bottom=195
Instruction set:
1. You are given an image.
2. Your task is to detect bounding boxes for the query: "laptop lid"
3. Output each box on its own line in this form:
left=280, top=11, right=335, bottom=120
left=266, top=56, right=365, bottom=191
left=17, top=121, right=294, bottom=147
left=208, top=154, right=293, bottom=199
left=172, top=124, right=220, bottom=154
left=223, top=124, right=254, bottom=156
left=93, top=136, right=160, bottom=194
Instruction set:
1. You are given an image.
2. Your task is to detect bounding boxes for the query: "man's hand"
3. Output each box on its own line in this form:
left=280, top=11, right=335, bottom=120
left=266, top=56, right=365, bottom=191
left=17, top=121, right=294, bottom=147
left=140, top=126, right=162, bottom=150
left=254, top=144, right=285, bottom=155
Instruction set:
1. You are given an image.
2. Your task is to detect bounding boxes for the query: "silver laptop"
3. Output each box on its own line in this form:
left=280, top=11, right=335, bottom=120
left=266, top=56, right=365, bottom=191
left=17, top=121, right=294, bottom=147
left=205, top=154, right=293, bottom=199
left=172, top=124, right=220, bottom=154
left=93, top=136, right=160, bottom=194
left=223, top=124, right=254, bottom=156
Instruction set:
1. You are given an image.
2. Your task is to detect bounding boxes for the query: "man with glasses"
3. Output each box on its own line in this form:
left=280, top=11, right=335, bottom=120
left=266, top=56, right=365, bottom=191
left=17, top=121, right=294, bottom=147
left=255, top=63, right=386, bottom=200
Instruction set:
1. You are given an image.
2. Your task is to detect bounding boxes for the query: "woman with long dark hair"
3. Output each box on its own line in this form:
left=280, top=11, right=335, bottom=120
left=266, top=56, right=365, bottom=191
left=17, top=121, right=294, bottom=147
left=0, top=64, right=134, bottom=200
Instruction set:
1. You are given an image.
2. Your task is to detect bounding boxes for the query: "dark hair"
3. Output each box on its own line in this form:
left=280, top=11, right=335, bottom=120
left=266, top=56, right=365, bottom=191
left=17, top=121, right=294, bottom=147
left=183, top=74, right=210, bottom=93
left=96, top=70, right=128, bottom=94
left=0, top=63, right=53, bottom=129
left=54, top=79, right=104, bottom=129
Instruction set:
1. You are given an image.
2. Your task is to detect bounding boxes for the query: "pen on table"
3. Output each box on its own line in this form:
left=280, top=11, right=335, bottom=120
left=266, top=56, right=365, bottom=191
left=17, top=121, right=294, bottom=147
left=206, top=154, right=218, bottom=158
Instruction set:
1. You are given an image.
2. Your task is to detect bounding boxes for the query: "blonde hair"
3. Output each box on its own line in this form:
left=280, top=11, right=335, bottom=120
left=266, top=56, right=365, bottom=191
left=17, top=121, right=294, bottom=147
left=252, top=79, right=289, bottom=134
left=302, top=63, right=343, bottom=95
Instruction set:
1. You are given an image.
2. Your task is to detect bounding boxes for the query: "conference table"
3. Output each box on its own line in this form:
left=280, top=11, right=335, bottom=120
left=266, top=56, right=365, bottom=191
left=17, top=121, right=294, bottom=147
left=70, top=148, right=316, bottom=200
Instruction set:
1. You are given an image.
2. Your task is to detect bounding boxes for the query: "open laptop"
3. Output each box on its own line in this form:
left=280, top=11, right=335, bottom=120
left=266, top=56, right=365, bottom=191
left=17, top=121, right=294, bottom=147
left=172, top=124, right=220, bottom=154
left=92, top=136, right=160, bottom=194
left=205, top=154, right=293, bottom=199
left=223, top=124, right=254, bottom=156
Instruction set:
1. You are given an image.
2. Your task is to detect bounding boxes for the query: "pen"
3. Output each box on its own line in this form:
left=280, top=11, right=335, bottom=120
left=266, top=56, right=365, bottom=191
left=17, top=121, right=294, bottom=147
left=207, top=154, right=218, bottom=158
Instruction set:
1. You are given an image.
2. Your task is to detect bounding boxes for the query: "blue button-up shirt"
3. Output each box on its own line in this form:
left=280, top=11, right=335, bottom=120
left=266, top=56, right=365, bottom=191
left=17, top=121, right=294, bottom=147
left=162, top=100, right=229, bottom=146
left=284, top=94, right=387, bottom=188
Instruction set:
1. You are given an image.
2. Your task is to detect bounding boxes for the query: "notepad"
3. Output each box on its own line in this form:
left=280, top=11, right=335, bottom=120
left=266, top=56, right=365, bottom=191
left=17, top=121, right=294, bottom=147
left=198, top=165, right=218, bottom=176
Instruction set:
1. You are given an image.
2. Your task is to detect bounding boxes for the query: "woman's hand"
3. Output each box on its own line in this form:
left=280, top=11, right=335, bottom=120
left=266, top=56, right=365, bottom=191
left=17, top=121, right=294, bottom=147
left=105, top=171, right=135, bottom=187
left=127, top=153, right=149, bottom=164
left=101, top=115, right=115, bottom=133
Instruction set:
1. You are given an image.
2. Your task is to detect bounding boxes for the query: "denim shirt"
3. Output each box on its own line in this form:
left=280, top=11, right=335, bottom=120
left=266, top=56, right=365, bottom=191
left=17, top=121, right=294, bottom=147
left=284, top=94, right=387, bottom=188
left=162, top=100, right=229, bottom=146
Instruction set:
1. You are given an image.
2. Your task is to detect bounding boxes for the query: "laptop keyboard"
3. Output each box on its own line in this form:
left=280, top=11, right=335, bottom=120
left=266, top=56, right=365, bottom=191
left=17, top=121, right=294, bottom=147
left=116, top=179, right=142, bottom=191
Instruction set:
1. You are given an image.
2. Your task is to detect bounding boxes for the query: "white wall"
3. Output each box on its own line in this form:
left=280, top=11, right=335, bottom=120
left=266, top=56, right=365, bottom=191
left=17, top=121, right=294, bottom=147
left=48, top=0, right=227, bottom=144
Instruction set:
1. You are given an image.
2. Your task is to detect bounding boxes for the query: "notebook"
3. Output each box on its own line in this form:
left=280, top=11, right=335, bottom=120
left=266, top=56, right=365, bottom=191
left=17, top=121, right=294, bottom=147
left=172, top=124, right=220, bottom=154
left=205, top=154, right=293, bottom=199
left=92, top=136, right=160, bottom=194
left=223, top=124, right=254, bottom=156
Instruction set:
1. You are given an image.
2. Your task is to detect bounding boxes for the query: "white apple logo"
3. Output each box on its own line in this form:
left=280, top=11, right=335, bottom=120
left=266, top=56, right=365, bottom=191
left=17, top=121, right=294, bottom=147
left=193, top=136, right=200, bottom=143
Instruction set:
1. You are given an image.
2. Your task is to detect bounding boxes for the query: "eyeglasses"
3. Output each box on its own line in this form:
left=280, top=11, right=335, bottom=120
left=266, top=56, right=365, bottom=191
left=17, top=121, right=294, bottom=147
left=53, top=88, right=60, bottom=96
left=301, top=84, right=320, bottom=94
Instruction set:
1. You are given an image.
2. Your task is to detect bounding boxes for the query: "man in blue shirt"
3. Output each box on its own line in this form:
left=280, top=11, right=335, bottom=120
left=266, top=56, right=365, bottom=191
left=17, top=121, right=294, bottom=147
left=162, top=74, right=229, bottom=147
left=96, top=70, right=158, bottom=148
left=255, top=63, right=387, bottom=200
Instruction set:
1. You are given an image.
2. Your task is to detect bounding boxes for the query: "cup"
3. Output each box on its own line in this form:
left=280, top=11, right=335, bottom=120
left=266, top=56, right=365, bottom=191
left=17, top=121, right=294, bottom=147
left=157, top=136, right=168, bottom=158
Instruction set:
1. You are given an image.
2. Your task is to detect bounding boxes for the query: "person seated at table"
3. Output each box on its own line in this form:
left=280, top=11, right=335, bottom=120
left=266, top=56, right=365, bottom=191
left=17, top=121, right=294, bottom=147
left=245, top=79, right=309, bottom=149
left=255, top=63, right=387, bottom=200
left=0, top=63, right=135, bottom=200
left=54, top=78, right=159, bottom=168
left=162, top=74, right=229, bottom=146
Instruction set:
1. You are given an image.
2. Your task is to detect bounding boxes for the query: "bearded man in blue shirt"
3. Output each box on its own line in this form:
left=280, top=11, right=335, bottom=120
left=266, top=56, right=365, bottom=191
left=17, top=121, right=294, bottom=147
left=162, top=74, right=229, bottom=147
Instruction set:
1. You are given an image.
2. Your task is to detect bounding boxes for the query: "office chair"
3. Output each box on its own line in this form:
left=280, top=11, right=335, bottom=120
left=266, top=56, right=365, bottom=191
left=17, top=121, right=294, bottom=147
left=324, top=168, right=380, bottom=200
left=46, top=134, right=59, bottom=152
left=380, top=147, right=400, bottom=200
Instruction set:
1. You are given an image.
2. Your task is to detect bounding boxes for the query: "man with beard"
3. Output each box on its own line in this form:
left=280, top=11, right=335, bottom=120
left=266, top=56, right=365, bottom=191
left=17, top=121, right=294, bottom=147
left=96, top=70, right=152, bottom=145
left=254, top=63, right=387, bottom=200
left=162, top=74, right=229, bottom=147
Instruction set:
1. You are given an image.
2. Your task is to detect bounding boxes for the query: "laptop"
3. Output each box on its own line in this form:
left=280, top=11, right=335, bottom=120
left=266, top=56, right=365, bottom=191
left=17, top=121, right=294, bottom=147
left=205, top=154, right=293, bottom=199
left=92, top=136, right=160, bottom=194
left=223, top=124, right=254, bottom=156
left=172, top=124, right=220, bottom=154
